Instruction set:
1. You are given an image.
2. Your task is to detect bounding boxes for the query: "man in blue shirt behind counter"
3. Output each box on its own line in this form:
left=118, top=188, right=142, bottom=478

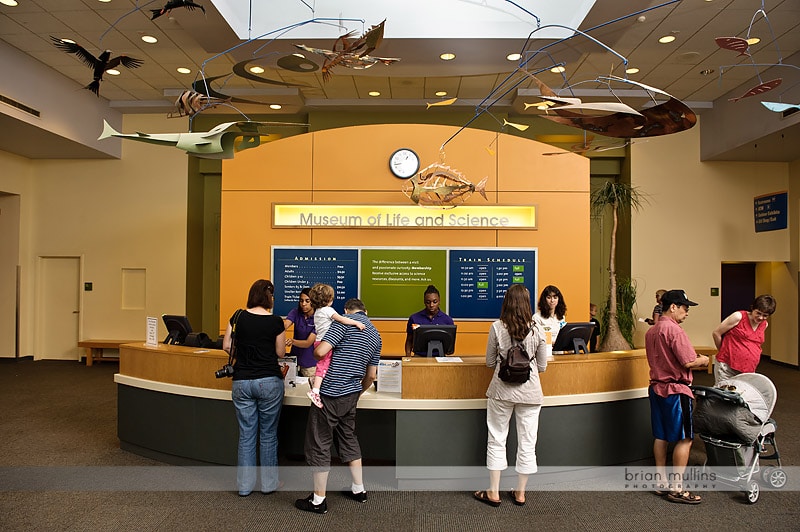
left=404, top=284, right=454, bottom=356
left=295, top=298, right=382, bottom=515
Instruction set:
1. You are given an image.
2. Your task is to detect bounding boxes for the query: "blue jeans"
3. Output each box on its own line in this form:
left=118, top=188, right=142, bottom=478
left=231, top=376, right=284, bottom=494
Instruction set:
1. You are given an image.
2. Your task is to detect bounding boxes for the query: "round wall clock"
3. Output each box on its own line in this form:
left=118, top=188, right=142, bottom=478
left=389, top=148, right=420, bottom=179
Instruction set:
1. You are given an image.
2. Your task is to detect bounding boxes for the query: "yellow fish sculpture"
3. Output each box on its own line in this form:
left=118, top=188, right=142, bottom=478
left=402, top=163, right=488, bottom=208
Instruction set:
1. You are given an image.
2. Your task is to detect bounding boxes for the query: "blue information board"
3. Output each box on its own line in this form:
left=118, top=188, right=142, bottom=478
left=272, top=247, right=359, bottom=317
left=754, top=191, right=788, bottom=233
left=271, top=246, right=537, bottom=320
left=448, top=249, right=537, bottom=319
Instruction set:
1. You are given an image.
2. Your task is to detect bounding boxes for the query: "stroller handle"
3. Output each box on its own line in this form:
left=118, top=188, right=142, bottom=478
left=691, top=385, right=747, bottom=407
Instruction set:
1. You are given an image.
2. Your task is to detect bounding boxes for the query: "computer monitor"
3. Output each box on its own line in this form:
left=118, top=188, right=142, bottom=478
left=412, top=324, right=457, bottom=357
left=551, top=322, right=595, bottom=354
left=162, top=314, right=193, bottom=345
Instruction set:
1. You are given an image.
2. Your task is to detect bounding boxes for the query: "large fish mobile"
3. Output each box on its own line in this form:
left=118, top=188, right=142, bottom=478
left=403, top=163, right=488, bottom=209
left=98, top=120, right=306, bottom=159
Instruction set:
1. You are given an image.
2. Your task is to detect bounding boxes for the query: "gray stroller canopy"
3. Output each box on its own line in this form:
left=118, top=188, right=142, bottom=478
left=718, top=372, right=777, bottom=424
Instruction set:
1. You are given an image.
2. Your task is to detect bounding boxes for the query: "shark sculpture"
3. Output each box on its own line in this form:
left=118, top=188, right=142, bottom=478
left=98, top=120, right=306, bottom=159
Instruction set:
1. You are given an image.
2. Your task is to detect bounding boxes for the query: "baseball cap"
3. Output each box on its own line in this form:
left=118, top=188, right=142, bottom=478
left=661, top=289, right=698, bottom=308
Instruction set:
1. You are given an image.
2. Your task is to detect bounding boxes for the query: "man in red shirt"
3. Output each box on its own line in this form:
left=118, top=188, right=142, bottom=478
left=645, top=290, right=710, bottom=504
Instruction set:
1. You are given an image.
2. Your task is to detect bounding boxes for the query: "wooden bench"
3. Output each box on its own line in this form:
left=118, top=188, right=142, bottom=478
left=78, top=340, right=139, bottom=366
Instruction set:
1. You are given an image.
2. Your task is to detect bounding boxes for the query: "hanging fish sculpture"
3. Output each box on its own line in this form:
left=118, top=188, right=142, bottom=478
left=294, top=20, right=400, bottom=81
left=715, top=36, right=751, bottom=57
left=402, top=163, right=488, bottom=208
left=170, top=90, right=230, bottom=118
left=50, top=36, right=143, bottom=97
left=728, top=78, right=782, bottom=102
left=530, top=74, right=696, bottom=138
left=151, top=0, right=205, bottom=20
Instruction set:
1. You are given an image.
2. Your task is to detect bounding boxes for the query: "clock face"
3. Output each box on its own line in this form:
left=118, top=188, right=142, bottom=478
left=389, top=148, right=420, bottom=179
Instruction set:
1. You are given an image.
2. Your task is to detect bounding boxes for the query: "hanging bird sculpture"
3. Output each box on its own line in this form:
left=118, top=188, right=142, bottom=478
left=151, top=0, right=205, bottom=20
left=50, top=36, right=143, bottom=97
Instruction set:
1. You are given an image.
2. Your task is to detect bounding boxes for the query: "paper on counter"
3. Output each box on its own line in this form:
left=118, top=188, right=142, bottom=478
left=436, top=357, right=463, bottom=362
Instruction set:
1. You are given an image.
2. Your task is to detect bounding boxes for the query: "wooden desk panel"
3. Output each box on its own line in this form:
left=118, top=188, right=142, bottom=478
left=119, top=343, right=231, bottom=391
left=401, top=350, right=650, bottom=399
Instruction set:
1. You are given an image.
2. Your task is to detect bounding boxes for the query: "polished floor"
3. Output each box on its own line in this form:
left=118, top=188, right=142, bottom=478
left=0, top=358, right=798, bottom=531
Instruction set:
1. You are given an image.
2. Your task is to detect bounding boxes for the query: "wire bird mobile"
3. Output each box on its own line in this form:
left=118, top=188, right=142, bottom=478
left=713, top=0, right=799, bottom=111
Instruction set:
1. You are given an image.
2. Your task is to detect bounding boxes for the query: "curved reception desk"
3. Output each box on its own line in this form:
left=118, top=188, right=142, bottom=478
left=116, top=343, right=652, bottom=471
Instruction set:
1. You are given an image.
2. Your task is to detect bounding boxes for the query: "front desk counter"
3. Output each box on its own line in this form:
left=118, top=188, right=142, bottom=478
left=116, top=343, right=652, bottom=473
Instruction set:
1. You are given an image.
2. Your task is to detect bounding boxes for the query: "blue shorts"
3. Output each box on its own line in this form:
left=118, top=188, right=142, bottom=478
left=649, top=387, right=693, bottom=442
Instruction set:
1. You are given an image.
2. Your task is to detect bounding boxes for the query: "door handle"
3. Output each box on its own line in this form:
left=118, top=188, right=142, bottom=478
left=72, top=311, right=80, bottom=314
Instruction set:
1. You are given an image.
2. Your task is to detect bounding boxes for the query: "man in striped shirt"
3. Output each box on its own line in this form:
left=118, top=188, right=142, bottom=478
left=295, top=298, right=382, bottom=514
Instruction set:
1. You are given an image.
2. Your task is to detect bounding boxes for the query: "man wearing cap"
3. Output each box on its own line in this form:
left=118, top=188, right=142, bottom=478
left=645, top=289, right=710, bottom=505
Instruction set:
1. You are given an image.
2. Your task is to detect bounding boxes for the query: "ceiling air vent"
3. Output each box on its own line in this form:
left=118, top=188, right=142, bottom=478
left=0, top=93, right=40, bottom=118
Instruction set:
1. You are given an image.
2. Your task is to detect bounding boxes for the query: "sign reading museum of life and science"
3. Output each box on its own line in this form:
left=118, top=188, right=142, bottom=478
left=272, top=204, right=537, bottom=229
left=754, top=192, right=788, bottom=233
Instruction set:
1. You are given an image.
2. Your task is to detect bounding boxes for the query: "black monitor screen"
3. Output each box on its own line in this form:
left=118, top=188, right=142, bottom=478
left=162, top=314, right=193, bottom=345
left=412, top=324, right=457, bottom=357
left=552, top=322, right=595, bottom=354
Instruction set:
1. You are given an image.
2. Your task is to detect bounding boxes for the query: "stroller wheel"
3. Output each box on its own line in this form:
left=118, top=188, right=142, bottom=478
left=761, top=466, right=787, bottom=489
left=745, top=480, right=760, bottom=504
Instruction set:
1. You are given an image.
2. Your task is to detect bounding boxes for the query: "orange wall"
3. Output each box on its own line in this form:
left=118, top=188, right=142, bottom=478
left=220, top=124, right=590, bottom=355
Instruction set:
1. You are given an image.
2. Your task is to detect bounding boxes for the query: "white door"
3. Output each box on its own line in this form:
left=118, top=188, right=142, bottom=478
left=39, top=257, right=81, bottom=360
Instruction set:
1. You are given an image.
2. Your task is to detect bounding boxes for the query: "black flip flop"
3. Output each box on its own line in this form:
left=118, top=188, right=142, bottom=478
left=508, top=490, right=526, bottom=506
left=473, top=490, right=501, bottom=507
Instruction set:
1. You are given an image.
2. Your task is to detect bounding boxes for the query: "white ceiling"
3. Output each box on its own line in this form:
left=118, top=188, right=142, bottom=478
left=1, top=0, right=799, bottom=158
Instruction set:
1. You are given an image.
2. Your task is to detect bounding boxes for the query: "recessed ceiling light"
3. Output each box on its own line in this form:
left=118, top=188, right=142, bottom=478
left=106, top=69, right=120, bottom=76
left=658, top=35, right=676, bottom=44
left=506, top=53, right=521, bottom=61
left=98, top=0, right=112, bottom=3
left=141, top=35, right=158, bottom=44
left=625, top=67, right=640, bottom=74
left=269, top=104, right=282, bottom=110
left=177, top=67, right=191, bottom=74
left=368, top=91, right=381, bottom=97
left=249, top=66, right=265, bottom=74
left=435, top=91, right=447, bottom=97
left=746, top=37, right=760, bottom=45
left=439, top=53, right=456, bottom=61
left=550, top=66, right=566, bottom=73
left=1, top=0, right=19, bottom=6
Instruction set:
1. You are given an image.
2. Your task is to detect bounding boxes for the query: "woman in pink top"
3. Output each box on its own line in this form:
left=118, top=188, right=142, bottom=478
left=712, top=294, right=776, bottom=385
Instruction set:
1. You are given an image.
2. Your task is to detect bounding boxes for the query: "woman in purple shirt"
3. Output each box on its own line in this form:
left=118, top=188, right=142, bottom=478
left=283, top=287, right=317, bottom=377
left=404, top=284, right=454, bottom=356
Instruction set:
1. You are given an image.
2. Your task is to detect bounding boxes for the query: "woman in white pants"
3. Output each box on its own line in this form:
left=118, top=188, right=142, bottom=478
left=474, top=284, right=548, bottom=507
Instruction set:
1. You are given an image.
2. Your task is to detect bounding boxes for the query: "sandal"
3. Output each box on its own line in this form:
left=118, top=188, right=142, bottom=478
left=508, top=490, right=525, bottom=506
left=473, top=490, right=501, bottom=507
left=666, top=491, right=702, bottom=504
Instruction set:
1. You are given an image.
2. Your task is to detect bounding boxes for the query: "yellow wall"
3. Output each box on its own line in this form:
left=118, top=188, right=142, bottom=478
left=0, top=114, right=188, bottom=358
left=220, top=124, right=591, bottom=355
left=630, top=120, right=796, bottom=364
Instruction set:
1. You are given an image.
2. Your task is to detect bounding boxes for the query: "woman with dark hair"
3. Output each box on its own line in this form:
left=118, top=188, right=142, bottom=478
left=283, top=287, right=317, bottom=378
left=534, top=285, right=567, bottom=344
left=404, top=284, right=454, bottom=356
left=223, top=279, right=286, bottom=496
left=474, top=284, right=548, bottom=507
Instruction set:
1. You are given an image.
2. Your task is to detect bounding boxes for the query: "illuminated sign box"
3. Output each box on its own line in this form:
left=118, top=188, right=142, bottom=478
left=273, top=204, right=537, bottom=229
left=754, top=191, right=787, bottom=233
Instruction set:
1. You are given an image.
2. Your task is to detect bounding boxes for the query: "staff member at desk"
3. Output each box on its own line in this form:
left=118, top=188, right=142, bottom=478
left=404, top=284, right=454, bottom=356
left=283, top=287, right=317, bottom=378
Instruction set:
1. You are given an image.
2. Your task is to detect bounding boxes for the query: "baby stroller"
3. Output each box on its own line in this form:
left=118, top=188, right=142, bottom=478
left=692, top=373, right=784, bottom=504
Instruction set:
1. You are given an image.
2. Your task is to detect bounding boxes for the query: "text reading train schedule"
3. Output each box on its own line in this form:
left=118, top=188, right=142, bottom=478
left=448, top=249, right=537, bottom=319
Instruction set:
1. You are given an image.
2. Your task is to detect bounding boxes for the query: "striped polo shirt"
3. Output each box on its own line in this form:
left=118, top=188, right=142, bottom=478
left=319, top=312, right=382, bottom=397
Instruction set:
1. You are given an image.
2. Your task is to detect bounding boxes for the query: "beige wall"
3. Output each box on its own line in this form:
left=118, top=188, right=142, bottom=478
left=0, top=115, right=188, bottom=358
left=630, top=119, right=796, bottom=364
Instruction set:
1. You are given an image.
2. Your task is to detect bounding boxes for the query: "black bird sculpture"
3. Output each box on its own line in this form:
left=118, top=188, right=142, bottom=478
left=151, top=0, right=206, bottom=20
left=50, top=36, right=144, bottom=97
